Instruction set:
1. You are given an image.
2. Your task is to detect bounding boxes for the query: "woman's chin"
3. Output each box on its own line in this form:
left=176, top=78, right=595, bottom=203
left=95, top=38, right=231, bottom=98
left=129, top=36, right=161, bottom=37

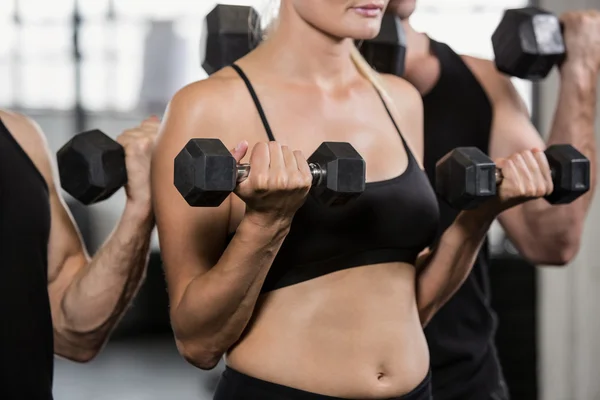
left=349, top=23, right=383, bottom=41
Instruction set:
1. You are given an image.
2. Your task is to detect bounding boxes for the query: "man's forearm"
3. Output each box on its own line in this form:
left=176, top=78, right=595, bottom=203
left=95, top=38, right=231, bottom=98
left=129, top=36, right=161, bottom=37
left=58, top=202, right=154, bottom=349
left=515, top=63, right=597, bottom=262
left=547, top=63, right=597, bottom=204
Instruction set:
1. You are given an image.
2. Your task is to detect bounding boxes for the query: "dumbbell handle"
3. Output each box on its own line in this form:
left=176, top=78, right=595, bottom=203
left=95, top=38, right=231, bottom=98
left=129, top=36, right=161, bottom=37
left=236, top=163, right=325, bottom=186
left=495, top=166, right=555, bottom=186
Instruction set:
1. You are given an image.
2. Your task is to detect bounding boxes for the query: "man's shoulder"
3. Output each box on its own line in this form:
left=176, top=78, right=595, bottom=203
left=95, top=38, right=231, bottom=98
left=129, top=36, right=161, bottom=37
left=459, top=54, right=495, bottom=73
left=0, top=109, right=47, bottom=147
left=457, top=55, right=516, bottom=105
left=0, top=109, right=53, bottom=182
left=460, top=55, right=502, bottom=84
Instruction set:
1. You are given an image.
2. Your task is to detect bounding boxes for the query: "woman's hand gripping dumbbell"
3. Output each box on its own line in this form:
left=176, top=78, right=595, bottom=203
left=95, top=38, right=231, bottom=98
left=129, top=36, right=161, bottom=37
left=436, top=144, right=590, bottom=210
left=173, top=139, right=366, bottom=212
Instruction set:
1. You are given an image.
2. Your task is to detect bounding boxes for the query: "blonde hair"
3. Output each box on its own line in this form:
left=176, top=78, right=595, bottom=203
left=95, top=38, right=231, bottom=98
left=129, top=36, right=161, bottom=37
left=254, top=0, right=279, bottom=41
left=349, top=45, right=393, bottom=103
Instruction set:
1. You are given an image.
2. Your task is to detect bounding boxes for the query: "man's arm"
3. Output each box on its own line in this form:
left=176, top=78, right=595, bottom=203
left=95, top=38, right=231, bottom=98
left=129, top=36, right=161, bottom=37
left=4, top=112, right=157, bottom=362
left=464, top=15, right=599, bottom=266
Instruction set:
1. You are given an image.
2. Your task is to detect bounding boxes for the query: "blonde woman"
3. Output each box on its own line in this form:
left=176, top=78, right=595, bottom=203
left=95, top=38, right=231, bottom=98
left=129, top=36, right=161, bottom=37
left=151, top=1, right=553, bottom=399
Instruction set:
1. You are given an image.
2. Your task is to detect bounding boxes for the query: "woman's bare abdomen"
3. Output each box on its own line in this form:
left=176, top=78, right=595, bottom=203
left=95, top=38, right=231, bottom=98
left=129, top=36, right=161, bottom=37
left=226, top=262, right=430, bottom=399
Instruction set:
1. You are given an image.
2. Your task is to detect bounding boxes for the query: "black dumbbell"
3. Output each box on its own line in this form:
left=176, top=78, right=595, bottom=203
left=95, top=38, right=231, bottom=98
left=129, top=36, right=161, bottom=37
left=174, top=139, right=366, bottom=207
left=358, top=12, right=407, bottom=77
left=202, top=4, right=261, bottom=75
left=436, top=144, right=590, bottom=210
left=57, top=130, right=127, bottom=205
left=492, top=6, right=566, bottom=80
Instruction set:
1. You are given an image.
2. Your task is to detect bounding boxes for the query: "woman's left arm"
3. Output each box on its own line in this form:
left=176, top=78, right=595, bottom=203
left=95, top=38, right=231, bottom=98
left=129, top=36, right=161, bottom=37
left=380, top=75, right=549, bottom=326
left=414, top=208, right=495, bottom=325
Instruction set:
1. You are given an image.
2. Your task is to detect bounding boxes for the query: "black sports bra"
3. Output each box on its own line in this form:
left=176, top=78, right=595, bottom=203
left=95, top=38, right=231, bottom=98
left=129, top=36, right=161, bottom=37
left=228, top=64, right=440, bottom=293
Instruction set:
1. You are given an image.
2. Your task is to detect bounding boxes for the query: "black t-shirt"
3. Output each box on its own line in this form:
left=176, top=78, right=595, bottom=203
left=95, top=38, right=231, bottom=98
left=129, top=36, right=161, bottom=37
left=421, top=40, right=510, bottom=400
left=0, top=118, right=54, bottom=400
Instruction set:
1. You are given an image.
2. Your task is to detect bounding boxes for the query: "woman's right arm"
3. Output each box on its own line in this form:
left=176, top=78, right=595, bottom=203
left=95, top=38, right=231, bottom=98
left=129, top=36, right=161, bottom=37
left=152, top=81, right=311, bottom=370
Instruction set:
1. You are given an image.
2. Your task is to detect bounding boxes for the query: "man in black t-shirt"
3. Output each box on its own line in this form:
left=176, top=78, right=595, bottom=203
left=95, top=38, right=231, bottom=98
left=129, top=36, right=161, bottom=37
left=0, top=110, right=168, bottom=399
left=384, top=1, right=600, bottom=399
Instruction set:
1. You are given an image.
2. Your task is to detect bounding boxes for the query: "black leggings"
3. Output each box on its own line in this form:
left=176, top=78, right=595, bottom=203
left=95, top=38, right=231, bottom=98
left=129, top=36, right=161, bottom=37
left=213, top=366, right=432, bottom=400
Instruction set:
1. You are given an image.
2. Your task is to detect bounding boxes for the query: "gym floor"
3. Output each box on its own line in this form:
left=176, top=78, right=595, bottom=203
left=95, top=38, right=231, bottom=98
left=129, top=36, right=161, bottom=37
left=53, top=335, right=225, bottom=400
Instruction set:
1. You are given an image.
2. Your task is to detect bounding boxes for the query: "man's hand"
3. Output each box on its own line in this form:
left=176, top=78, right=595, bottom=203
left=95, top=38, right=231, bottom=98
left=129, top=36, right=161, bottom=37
left=117, top=116, right=160, bottom=207
left=560, top=10, right=600, bottom=74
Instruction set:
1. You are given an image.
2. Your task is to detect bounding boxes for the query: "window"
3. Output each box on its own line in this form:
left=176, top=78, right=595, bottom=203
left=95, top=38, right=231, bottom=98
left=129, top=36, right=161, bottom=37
left=0, top=0, right=224, bottom=112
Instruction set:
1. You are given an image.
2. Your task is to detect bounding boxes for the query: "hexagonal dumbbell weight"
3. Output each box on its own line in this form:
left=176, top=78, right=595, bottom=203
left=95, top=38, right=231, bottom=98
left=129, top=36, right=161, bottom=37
left=57, top=130, right=127, bottom=205
left=202, top=4, right=261, bottom=75
left=492, top=6, right=566, bottom=80
left=435, top=147, right=497, bottom=210
left=174, top=139, right=366, bottom=207
left=436, top=144, right=590, bottom=210
left=359, top=12, right=407, bottom=77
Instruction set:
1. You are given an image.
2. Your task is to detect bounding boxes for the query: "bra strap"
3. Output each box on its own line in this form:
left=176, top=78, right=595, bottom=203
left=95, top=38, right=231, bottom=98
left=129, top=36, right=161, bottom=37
left=373, top=89, right=412, bottom=157
left=230, top=64, right=276, bottom=141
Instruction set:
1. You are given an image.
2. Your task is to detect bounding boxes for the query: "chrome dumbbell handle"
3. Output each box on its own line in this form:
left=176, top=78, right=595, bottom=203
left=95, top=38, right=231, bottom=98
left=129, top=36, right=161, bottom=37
left=236, top=163, right=325, bottom=186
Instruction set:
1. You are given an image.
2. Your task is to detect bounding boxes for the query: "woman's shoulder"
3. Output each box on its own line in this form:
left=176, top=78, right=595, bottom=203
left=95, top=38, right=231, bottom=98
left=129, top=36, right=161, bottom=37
left=161, top=67, right=257, bottom=148
left=378, top=73, right=422, bottom=112
left=377, top=74, right=425, bottom=168
left=168, top=68, right=249, bottom=119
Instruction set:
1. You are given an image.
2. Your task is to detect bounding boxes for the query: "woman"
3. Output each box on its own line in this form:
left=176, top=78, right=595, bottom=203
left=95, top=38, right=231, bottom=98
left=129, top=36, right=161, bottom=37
left=151, top=1, right=553, bottom=399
